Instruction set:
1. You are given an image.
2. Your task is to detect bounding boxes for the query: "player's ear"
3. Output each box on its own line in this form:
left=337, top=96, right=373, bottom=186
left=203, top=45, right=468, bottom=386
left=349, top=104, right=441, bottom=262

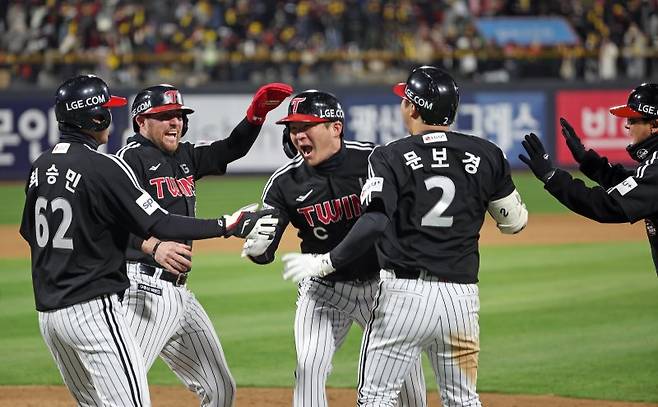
left=410, top=104, right=421, bottom=120
left=332, top=120, right=343, bottom=136
left=650, top=119, right=658, bottom=135
left=135, top=115, right=147, bottom=129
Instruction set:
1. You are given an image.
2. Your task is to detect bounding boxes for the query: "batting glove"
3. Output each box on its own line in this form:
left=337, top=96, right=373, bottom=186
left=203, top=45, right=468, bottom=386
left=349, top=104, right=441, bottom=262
left=246, top=83, right=293, bottom=125
left=222, top=203, right=278, bottom=238
left=519, top=133, right=556, bottom=183
left=281, top=253, right=335, bottom=283
left=241, top=215, right=279, bottom=257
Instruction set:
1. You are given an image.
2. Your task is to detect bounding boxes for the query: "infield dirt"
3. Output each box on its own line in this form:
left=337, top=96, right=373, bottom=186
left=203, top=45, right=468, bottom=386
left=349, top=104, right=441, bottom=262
left=2, top=385, right=658, bottom=407
left=0, top=213, right=647, bottom=259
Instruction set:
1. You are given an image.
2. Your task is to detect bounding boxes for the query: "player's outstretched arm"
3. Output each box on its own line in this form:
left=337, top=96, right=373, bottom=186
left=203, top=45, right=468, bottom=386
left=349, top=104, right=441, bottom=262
left=148, top=204, right=278, bottom=240
left=280, top=211, right=389, bottom=283
left=560, top=117, right=632, bottom=188
left=520, top=133, right=628, bottom=223
left=193, top=83, right=293, bottom=175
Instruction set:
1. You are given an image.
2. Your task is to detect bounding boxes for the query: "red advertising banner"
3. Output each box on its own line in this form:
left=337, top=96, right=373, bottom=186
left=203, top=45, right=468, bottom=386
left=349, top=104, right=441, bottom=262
left=555, top=90, right=634, bottom=166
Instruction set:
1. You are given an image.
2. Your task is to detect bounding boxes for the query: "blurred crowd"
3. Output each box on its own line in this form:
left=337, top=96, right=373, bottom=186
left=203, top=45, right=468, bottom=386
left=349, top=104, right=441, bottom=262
left=1, top=0, right=657, bottom=88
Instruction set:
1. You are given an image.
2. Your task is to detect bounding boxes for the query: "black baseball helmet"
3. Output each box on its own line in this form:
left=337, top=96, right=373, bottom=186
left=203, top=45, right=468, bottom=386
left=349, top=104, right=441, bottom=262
left=393, top=65, right=459, bottom=126
left=276, top=90, right=344, bottom=124
left=277, top=90, right=345, bottom=158
left=131, top=84, right=195, bottom=136
left=610, top=83, right=658, bottom=120
left=55, top=74, right=127, bottom=132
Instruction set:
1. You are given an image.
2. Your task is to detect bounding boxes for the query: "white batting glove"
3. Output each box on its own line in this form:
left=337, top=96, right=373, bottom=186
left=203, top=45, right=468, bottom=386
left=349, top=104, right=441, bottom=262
left=223, top=203, right=279, bottom=238
left=241, top=215, right=278, bottom=258
left=281, top=252, right=335, bottom=283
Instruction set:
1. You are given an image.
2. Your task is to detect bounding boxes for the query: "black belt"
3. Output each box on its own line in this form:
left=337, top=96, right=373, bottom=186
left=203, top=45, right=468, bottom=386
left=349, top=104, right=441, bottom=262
left=310, top=276, right=374, bottom=287
left=391, top=268, right=451, bottom=282
left=136, top=263, right=188, bottom=286
left=391, top=269, right=423, bottom=279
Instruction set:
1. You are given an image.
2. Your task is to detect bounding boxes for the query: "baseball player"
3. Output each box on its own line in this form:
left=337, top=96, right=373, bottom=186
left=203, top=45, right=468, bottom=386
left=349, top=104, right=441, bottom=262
left=520, top=83, right=658, bottom=274
left=241, top=90, right=427, bottom=407
left=282, top=67, right=529, bottom=406
left=19, top=74, right=277, bottom=406
left=116, top=82, right=291, bottom=407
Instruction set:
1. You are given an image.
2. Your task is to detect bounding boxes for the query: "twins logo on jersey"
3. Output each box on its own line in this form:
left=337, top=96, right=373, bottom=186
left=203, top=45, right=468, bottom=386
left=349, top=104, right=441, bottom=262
left=297, top=194, right=361, bottom=227
left=149, top=175, right=195, bottom=199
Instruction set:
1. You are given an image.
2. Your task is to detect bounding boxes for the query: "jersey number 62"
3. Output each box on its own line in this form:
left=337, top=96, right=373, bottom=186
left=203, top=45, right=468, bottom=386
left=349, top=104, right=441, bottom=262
left=35, top=196, right=74, bottom=250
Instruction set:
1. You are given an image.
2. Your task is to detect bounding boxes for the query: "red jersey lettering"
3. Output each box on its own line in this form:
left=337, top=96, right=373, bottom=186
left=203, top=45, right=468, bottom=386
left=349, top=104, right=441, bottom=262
left=149, top=177, right=166, bottom=199
left=297, top=206, right=315, bottom=226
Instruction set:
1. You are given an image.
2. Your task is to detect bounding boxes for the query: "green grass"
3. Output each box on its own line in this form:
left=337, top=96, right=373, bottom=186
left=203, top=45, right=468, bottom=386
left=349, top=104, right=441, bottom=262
left=2, top=173, right=656, bottom=402
left=0, top=171, right=574, bottom=225
left=2, top=242, right=657, bottom=402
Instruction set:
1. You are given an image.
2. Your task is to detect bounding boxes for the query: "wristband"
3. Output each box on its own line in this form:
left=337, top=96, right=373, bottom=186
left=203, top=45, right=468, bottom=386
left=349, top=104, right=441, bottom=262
left=152, top=241, right=162, bottom=258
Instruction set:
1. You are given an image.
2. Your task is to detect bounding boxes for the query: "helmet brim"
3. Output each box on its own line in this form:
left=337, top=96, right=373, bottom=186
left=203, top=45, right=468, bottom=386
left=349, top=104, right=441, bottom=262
left=103, top=95, right=128, bottom=108
left=610, top=105, right=644, bottom=118
left=138, top=104, right=195, bottom=116
left=393, top=83, right=407, bottom=99
left=276, top=113, right=331, bottom=124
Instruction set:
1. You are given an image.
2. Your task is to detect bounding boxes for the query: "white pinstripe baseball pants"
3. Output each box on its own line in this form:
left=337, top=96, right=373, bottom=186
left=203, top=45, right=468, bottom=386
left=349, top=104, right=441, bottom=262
left=294, top=277, right=426, bottom=407
left=39, top=294, right=151, bottom=407
left=357, top=271, right=481, bottom=407
left=121, top=265, right=235, bottom=407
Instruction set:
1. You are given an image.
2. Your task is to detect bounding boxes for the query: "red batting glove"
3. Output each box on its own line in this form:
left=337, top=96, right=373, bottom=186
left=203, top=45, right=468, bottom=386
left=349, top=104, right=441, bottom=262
left=246, top=82, right=293, bottom=125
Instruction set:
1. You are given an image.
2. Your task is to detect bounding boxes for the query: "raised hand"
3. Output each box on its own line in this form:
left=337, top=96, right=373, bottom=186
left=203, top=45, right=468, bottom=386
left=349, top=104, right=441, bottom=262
left=519, top=133, right=556, bottom=183
left=560, top=117, right=587, bottom=162
left=246, top=83, right=293, bottom=125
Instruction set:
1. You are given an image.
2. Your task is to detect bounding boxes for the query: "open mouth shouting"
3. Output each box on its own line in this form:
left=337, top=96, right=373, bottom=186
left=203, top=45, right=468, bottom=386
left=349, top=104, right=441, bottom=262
left=164, top=129, right=179, bottom=143
left=299, top=143, right=313, bottom=158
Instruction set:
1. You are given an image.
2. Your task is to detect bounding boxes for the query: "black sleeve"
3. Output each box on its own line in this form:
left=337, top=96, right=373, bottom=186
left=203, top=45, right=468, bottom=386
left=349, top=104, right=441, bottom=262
left=544, top=169, right=629, bottom=223
left=603, top=161, right=658, bottom=222
left=579, top=149, right=633, bottom=189
left=149, top=214, right=224, bottom=240
left=192, top=118, right=262, bottom=178
left=95, top=155, right=168, bottom=238
left=491, top=147, right=516, bottom=200
left=96, top=154, right=228, bottom=239
left=19, top=174, right=32, bottom=243
left=329, top=211, right=389, bottom=269
left=360, top=147, right=400, bottom=218
left=128, top=235, right=145, bottom=251
left=118, top=148, right=148, bottom=251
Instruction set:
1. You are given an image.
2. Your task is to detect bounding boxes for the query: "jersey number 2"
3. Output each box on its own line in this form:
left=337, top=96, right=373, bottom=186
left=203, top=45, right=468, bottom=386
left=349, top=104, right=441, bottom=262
left=35, top=196, right=73, bottom=249
left=421, top=176, right=455, bottom=227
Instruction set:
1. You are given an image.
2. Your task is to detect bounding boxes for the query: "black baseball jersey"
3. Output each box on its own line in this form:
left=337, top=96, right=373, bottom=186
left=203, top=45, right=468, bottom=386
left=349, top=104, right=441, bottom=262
left=256, top=140, right=379, bottom=281
left=20, top=131, right=169, bottom=311
left=117, top=118, right=261, bottom=266
left=360, top=131, right=516, bottom=283
left=545, top=137, right=658, bottom=273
